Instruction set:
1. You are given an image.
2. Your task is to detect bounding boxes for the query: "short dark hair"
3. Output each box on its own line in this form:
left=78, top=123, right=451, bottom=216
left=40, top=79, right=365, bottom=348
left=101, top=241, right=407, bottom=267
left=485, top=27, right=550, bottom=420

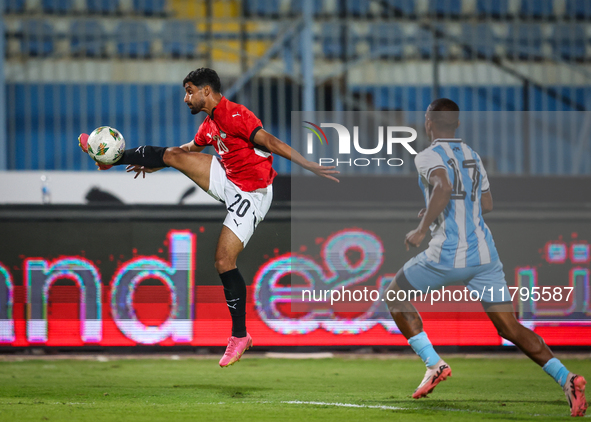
left=427, top=98, right=460, bottom=132
left=183, top=68, right=221, bottom=93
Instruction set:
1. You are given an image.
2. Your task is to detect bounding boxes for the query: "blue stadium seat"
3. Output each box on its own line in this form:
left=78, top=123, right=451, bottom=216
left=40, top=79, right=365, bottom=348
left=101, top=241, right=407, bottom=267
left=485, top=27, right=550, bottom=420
left=428, top=0, right=462, bottom=17
left=162, top=21, right=198, bottom=58
left=462, top=24, right=496, bottom=59
left=565, top=0, right=591, bottom=20
left=115, top=21, right=152, bottom=58
left=476, top=0, right=509, bottom=17
left=338, top=0, right=370, bottom=16
left=369, top=24, right=405, bottom=59
left=506, top=24, right=543, bottom=59
left=520, top=0, right=554, bottom=19
left=21, top=20, right=54, bottom=57
left=132, top=0, right=167, bottom=16
left=382, top=0, right=416, bottom=16
left=86, top=0, right=120, bottom=14
left=321, top=23, right=357, bottom=59
left=552, top=25, right=587, bottom=61
left=243, top=0, right=280, bottom=17
left=70, top=20, right=107, bottom=57
left=42, top=0, right=74, bottom=14
left=5, top=0, right=26, bottom=13
left=291, top=0, right=325, bottom=16
left=416, top=27, right=448, bottom=58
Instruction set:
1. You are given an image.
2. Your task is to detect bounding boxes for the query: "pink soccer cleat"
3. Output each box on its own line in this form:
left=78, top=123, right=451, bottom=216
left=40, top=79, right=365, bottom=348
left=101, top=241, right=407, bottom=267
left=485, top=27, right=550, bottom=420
left=219, top=333, right=253, bottom=367
left=78, top=133, right=90, bottom=152
left=564, top=374, right=587, bottom=417
left=412, top=359, right=452, bottom=399
left=78, top=133, right=112, bottom=170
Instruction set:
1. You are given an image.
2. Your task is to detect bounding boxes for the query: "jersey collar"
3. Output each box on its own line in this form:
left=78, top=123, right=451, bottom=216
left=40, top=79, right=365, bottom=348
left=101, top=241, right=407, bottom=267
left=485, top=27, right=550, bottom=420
left=210, top=96, right=227, bottom=121
left=433, top=138, right=462, bottom=145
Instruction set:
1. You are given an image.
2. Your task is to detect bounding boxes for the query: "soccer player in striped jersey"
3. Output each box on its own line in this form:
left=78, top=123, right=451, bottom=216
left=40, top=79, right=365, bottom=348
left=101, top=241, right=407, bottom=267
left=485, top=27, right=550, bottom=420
left=383, top=98, right=587, bottom=417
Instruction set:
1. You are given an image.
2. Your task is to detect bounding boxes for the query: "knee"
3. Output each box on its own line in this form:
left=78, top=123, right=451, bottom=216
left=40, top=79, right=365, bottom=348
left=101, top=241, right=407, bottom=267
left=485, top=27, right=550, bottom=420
left=163, top=147, right=185, bottom=166
left=214, top=257, right=235, bottom=274
left=382, top=282, right=404, bottom=313
left=382, top=284, right=395, bottom=305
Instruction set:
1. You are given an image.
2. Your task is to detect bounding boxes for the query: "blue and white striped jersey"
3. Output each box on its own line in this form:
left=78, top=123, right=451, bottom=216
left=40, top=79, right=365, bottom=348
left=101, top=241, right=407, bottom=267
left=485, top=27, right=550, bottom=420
left=414, top=138, right=499, bottom=268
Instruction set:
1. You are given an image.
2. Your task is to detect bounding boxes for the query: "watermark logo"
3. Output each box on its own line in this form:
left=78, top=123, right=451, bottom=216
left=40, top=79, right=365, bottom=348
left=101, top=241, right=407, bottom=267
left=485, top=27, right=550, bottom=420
left=302, top=120, right=418, bottom=167
left=302, top=121, right=329, bottom=154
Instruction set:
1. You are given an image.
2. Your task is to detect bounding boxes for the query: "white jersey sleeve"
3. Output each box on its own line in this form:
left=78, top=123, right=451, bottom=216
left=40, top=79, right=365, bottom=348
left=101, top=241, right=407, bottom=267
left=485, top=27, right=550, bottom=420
left=414, top=148, right=446, bottom=183
left=474, top=152, right=490, bottom=192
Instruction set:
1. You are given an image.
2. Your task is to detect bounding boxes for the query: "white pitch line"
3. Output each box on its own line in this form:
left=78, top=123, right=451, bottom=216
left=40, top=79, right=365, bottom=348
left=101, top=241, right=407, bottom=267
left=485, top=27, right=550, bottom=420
left=282, top=401, right=410, bottom=411
left=203, top=400, right=570, bottom=418
left=280, top=400, right=568, bottom=417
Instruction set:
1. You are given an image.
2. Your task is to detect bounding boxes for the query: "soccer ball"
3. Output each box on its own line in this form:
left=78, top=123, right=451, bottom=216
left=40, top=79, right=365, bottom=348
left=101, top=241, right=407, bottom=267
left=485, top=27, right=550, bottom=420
left=87, top=126, right=125, bottom=165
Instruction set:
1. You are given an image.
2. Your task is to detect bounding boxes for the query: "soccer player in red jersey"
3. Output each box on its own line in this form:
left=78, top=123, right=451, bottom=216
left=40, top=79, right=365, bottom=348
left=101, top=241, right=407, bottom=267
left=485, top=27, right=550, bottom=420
left=79, top=68, right=338, bottom=366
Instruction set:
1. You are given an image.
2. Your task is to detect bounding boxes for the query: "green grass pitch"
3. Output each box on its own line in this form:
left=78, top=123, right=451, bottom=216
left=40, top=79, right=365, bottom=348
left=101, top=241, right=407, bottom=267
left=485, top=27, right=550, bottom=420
left=0, top=354, right=588, bottom=421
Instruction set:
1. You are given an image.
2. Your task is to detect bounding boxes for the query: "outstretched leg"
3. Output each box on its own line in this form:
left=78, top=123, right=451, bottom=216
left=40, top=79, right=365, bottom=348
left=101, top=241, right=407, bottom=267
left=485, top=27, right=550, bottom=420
left=384, top=271, right=451, bottom=398
left=486, top=303, right=587, bottom=417
left=162, top=147, right=212, bottom=192
left=114, top=145, right=213, bottom=191
left=80, top=134, right=214, bottom=190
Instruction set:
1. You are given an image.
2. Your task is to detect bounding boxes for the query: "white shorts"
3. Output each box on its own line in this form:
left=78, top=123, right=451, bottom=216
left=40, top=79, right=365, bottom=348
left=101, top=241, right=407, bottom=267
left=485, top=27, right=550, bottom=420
left=207, top=157, right=273, bottom=246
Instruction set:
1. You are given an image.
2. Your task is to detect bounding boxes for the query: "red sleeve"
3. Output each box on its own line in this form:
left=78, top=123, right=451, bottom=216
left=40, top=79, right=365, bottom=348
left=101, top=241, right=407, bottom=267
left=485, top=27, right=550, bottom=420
left=193, top=124, right=209, bottom=147
left=232, top=107, right=263, bottom=143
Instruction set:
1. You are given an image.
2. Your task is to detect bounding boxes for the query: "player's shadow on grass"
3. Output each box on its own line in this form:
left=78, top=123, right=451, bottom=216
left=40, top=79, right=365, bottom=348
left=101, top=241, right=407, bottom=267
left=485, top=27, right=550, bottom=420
left=170, top=383, right=272, bottom=398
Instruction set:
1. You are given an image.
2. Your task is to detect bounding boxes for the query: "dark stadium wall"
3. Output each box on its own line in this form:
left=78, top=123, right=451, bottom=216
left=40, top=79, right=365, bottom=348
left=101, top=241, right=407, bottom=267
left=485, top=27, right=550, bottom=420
left=276, top=175, right=591, bottom=205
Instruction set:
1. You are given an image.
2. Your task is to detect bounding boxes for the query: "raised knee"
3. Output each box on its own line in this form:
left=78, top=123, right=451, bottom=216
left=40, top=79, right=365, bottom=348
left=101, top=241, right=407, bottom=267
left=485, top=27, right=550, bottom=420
left=163, top=147, right=185, bottom=166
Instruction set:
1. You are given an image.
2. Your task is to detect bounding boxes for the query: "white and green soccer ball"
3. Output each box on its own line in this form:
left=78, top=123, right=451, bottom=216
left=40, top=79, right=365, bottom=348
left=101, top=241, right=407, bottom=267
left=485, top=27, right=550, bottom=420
left=87, top=126, right=125, bottom=165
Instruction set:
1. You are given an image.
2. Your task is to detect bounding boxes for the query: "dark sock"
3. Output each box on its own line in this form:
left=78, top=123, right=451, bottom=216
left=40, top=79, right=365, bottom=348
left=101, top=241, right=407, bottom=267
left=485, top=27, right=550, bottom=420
left=219, top=268, right=247, bottom=338
left=114, top=146, right=169, bottom=168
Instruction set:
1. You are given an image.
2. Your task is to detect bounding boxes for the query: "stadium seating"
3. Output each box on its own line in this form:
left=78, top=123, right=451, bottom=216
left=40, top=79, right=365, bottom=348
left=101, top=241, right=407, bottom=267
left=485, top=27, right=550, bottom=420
left=321, top=23, right=357, bottom=59
left=70, top=20, right=107, bottom=57
left=21, top=20, right=55, bottom=57
left=520, top=0, right=555, bottom=19
left=115, top=21, right=152, bottom=58
left=565, top=0, right=591, bottom=20
left=290, top=0, right=325, bottom=15
left=506, top=24, right=544, bottom=60
left=369, top=23, right=405, bottom=60
left=86, top=0, right=120, bottom=15
left=476, top=0, right=509, bottom=18
left=462, top=24, right=496, bottom=59
left=552, top=24, right=588, bottom=61
left=428, top=0, right=463, bottom=18
left=416, top=26, right=448, bottom=58
left=42, top=0, right=75, bottom=14
left=5, top=0, right=26, bottom=13
left=161, top=20, right=198, bottom=58
left=132, top=0, right=167, bottom=16
left=243, top=0, right=280, bottom=17
left=382, top=0, right=416, bottom=17
left=338, top=0, right=370, bottom=17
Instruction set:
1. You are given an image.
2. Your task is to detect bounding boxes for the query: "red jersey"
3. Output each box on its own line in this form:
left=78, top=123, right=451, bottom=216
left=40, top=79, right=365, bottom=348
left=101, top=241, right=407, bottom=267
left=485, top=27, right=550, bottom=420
left=193, top=96, right=276, bottom=192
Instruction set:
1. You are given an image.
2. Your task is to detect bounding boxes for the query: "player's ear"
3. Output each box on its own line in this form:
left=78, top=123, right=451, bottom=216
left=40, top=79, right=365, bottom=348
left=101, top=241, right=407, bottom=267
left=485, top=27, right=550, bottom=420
left=456, top=120, right=461, bottom=130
